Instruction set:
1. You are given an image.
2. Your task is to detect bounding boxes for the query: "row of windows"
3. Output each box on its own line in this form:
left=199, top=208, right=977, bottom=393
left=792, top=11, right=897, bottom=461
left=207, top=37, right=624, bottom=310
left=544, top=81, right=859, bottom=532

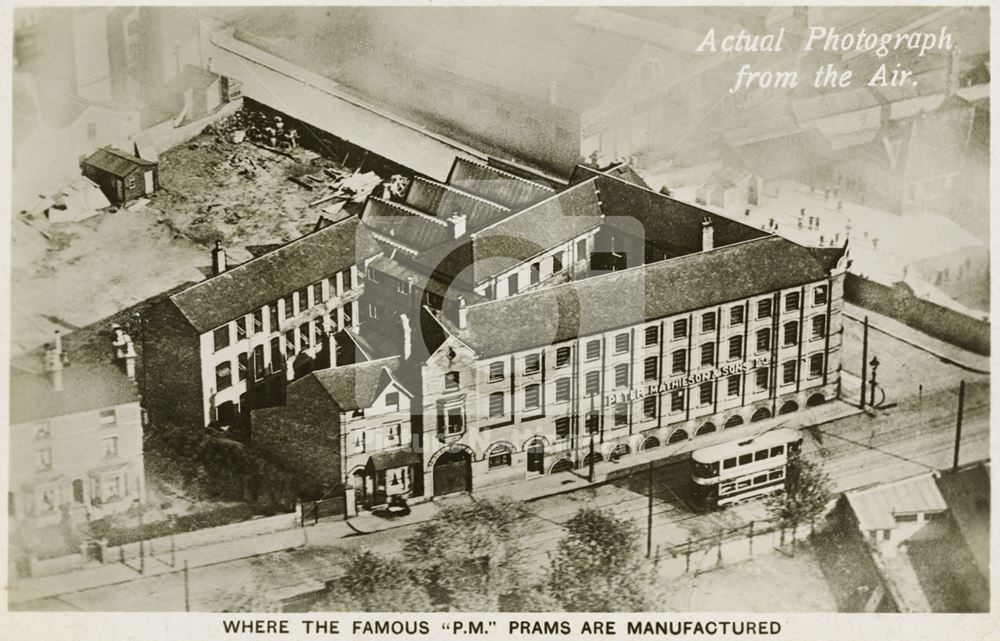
left=212, top=269, right=353, bottom=352
left=34, top=436, right=119, bottom=472
left=719, top=469, right=784, bottom=496
left=483, top=313, right=828, bottom=384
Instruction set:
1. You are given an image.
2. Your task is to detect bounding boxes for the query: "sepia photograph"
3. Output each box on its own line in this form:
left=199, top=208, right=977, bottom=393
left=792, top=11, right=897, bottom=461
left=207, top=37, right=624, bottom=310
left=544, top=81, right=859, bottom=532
left=3, top=3, right=993, bottom=626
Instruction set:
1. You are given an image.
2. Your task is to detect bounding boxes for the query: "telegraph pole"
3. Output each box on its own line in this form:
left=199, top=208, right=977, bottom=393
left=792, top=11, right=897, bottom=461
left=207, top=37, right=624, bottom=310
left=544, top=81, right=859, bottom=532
left=952, top=380, right=965, bottom=471
left=183, top=560, right=191, bottom=612
left=646, top=462, right=653, bottom=558
left=588, top=435, right=595, bottom=482
left=859, top=316, right=869, bottom=409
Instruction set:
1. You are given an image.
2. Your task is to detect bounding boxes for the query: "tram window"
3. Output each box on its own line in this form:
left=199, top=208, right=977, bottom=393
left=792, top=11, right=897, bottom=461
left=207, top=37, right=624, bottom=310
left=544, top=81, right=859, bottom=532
left=770, top=445, right=784, bottom=457
left=723, top=458, right=737, bottom=469
left=737, top=479, right=751, bottom=489
left=754, top=474, right=767, bottom=485
left=754, top=450, right=769, bottom=462
left=768, top=470, right=783, bottom=481
left=721, top=483, right=736, bottom=494
left=738, top=453, right=752, bottom=465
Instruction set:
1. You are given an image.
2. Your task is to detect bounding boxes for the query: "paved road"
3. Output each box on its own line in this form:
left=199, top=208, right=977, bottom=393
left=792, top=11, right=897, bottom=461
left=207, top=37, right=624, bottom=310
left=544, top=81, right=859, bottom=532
left=17, top=380, right=987, bottom=612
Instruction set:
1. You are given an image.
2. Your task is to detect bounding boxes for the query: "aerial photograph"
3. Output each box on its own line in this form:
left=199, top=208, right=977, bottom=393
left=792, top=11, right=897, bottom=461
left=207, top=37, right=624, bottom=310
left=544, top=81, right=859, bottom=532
left=6, top=5, right=990, bottom=615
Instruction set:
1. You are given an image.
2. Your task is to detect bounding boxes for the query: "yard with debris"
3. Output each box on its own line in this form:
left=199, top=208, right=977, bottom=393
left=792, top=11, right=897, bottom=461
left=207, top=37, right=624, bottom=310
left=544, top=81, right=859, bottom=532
left=11, top=107, right=386, bottom=355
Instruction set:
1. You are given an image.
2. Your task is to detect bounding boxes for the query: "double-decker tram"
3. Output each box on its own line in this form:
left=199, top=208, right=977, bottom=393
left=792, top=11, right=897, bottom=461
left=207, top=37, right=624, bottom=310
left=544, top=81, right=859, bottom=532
left=690, top=428, right=802, bottom=511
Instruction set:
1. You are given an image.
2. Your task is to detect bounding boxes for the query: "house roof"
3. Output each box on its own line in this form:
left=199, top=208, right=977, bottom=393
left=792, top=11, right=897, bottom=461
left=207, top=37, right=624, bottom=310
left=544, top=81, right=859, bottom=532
left=449, top=235, right=844, bottom=357
left=935, top=463, right=990, bottom=577
left=83, top=147, right=157, bottom=178
left=448, top=157, right=555, bottom=209
left=362, top=197, right=452, bottom=252
left=846, top=472, right=948, bottom=532
left=169, top=216, right=380, bottom=333
left=307, top=356, right=404, bottom=411
left=404, top=176, right=511, bottom=231
left=10, top=363, right=139, bottom=424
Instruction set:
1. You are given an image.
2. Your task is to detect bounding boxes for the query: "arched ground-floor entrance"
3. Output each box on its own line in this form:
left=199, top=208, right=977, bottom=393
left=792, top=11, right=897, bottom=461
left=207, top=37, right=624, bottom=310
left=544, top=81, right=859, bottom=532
left=433, top=449, right=472, bottom=496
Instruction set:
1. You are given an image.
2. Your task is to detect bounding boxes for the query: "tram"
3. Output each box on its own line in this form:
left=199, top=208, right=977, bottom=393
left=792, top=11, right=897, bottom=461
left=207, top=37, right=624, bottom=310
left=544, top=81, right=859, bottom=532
left=690, top=428, right=802, bottom=511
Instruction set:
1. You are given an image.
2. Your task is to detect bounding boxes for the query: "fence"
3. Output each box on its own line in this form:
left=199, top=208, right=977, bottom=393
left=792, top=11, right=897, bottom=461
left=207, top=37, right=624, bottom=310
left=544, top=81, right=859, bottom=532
left=299, top=497, right=347, bottom=526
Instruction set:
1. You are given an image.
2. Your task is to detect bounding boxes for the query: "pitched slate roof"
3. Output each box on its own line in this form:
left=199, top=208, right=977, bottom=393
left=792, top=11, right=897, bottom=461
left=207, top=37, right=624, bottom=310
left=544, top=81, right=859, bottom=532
left=307, top=356, right=404, bottom=411
left=448, top=157, right=554, bottom=209
left=450, top=235, right=844, bottom=357
left=362, top=197, right=451, bottom=251
left=10, top=363, right=139, bottom=424
left=83, top=147, right=157, bottom=178
left=169, top=216, right=380, bottom=333
left=846, top=473, right=947, bottom=532
left=404, top=176, right=511, bottom=231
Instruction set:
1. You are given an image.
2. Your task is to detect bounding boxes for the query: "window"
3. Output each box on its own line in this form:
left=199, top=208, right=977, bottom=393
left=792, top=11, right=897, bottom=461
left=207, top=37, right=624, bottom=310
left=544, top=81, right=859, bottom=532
left=489, top=361, right=505, bottom=382
left=756, top=328, right=771, bottom=353
left=253, top=345, right=265, bottom=381
left=396, top=280, right=409, bottom=295
left=755, top=449, right=769, bottom=462
left=507, top=273, right=519, bottom=295
left=728, top=336, right=743, bottom=360
left=524, top=384, right=541, bottom=411
left=753, top=474, right=768, bottom=485
left=36, top=448, right=52, bottom=470
left=41, top=488, right=57, bottom=512
left=283, top=330, right=295, bottom=355
left=785, top=292, right=801, bottom=311
left=768, top=470, right=783, bottom=481
left=702, top=311, right=717, bottom=333
left=699, top=382, right=713, bottom=406
left=385, top=392, right=400, bottom=408
left=236, top=317, right=247, bottom=341
left=755, top=367, right=769, bottom=391
left=643, top=395, right=657, bottom=419
left=216, top=361, right=232, bottom=390
left=783, top=321, right=799, bottom=347
left=385, top=423, right=401, bottom=443
left=809, top=353, right=825, bottom=378
left=728, top=375, right=741, bottom=397
left=35, top=422, right=51, bottom=439
left=213, top=325, right=230, bottom=352
left=280, top=294, right=294, bottom=321
left=341, top=269, right=354, bottom=293
left=556, top=417, right=571, bottom=439
left=586, top=340, right=601, bottom=361
left=576, top=238, right=587, bottom=259
left=555, top=378, right=571, bottom=402
left=644, top=326, right=659, bottom=346
left=670, top=390, right=685, bottom=412
left=99, top=409, right=116, bottom=425
left=445, top=371, right=460, bottom=391
left=757, top=299, right=772, bottom=319
left=555, top=346, right=571, bottom=368
left=367, top=302, right=380, bottom=320
left=530, top=262, right=541, bottom=285
left=770, top=445, right=784, bottom=457
left=489, top=392, right=505, bottom=418
left=102, top=436, right=119, bottom=457
left=524, top=353, right=541, bottom=375
left=644, top=356, right=658, bottom=381
left=252, top=309, right=264, bottom=335
left=812, top=316, right=826, bottom=339
left=613, top=403, right=628, bottom=428
left=673, top=318, right=688, bottom=339
left=814, top=285, right=828, bottom=306
left=585, top=411, right=600, bottom=434
left=895, top=513, right=918, bottom=523
left=782, top=361, right=797, bottom=385
left=342, top=304, right=353, bottom=327
left=446, top=407, right=464, bottom=433
left=552, top=251, right=564, bottom=273
left=738, top=453, right=753, bottom=465
left=269, top=337, right=282, bottom=373
left=700, top=343, right=715, bottom=366
left=127, top=175, right=135, bottom=190
left=671, top=349, right=686, bottom=374
left=730, top=306, right=745, bottom=325
left=723, top=458, right=737, bottom=470
left=297, top=287, right=310, bottom=314
left=488, top=447, right=512, bottom=469
left=615, top=333, right=630, bottom=354
left=585, top=371, right=601, bottom=395
left=320, top=279, right=332, bottom=302
left=238, top=352, right=248, bottom=381
left=614, top=363, right=629, bottom=388
left=355, top=431, right=367, bottom=453
left=269, top=304, right=279, bottom=333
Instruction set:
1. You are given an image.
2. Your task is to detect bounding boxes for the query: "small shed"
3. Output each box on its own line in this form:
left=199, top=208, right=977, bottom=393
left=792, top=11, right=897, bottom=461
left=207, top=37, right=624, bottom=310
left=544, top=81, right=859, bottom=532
left=81, top=146, right=159, bottom=206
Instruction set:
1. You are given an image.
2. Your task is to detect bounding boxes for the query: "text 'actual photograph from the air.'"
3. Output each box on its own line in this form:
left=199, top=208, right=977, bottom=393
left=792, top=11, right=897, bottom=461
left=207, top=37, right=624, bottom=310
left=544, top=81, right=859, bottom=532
left=6, top=4, right=991, bottom=617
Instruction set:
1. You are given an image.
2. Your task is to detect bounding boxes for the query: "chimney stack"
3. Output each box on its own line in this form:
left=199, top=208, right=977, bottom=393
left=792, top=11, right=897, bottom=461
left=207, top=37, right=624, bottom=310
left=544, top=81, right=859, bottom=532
left=701, top=217, right=715, bottom=251
left=400, top=313, right=413, bottom=360
left=211, top=240, right=227, bottom=276
left=457, top=297, right=468, bottom=329
left=45, top=331, right=64, bottom=392
left=447, top=213, right=467, bottom=239
left=123, top=339, right=137, bottom=380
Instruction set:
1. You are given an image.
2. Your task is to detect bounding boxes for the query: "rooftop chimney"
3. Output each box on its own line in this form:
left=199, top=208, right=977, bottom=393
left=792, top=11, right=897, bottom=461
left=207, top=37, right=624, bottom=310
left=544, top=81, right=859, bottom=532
left=211, top=240, right=227, bottom=276
left=447, top=213, right=467, bottom=240
left=400, top=313, right=413, bottom=360
left=457, top=297, right=468, bottom=329
left=123, top=339, right=137, bottom=380
left=44, top=330, right=64, bottom=391
left=701, top=217, right=715, bottom=251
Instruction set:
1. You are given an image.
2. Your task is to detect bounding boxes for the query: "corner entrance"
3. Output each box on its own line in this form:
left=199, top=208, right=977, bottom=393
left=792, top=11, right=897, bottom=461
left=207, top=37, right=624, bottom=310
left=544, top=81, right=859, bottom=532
left=433, top=449, right=472, bottom=496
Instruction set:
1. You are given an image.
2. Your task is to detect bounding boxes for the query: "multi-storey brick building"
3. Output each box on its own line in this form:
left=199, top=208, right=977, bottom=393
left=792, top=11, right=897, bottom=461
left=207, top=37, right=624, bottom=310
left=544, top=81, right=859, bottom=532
left=144, top=216, right=380, bottom=431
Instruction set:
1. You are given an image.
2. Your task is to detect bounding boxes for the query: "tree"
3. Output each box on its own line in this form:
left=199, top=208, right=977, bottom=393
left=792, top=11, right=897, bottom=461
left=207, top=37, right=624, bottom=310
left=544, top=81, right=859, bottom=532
left=401, top=497, right=535, bottom=611
left=766, top=450, right=833, bottom=548
left=321, top=549, right=432, bottom=612
left=547, top=508, right=659, bottom=611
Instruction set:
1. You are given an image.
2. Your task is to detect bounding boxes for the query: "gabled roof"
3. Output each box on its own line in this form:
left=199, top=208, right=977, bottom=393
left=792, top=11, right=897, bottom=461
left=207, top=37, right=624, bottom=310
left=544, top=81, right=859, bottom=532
left=448, top=157, right=554, bottom=209
left=362, top=197, right=451, bottom=251
left=10, top=363, right=139, bottom=424
left=307, top=356, right=405, bottom=411
left=83, top=147, right=157, bottom=178
left=449, top=235, right=844, bottom=357
left=846, top=472, right=948, bottom=532
left=404, top=176, right=511, bottom=231
left=168, top=216, right=380, bottom=333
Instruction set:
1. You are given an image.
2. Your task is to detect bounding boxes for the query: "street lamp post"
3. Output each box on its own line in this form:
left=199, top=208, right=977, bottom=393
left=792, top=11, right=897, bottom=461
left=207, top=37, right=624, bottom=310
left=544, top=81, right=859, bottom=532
left=868, top=357, right=880, bottom=408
